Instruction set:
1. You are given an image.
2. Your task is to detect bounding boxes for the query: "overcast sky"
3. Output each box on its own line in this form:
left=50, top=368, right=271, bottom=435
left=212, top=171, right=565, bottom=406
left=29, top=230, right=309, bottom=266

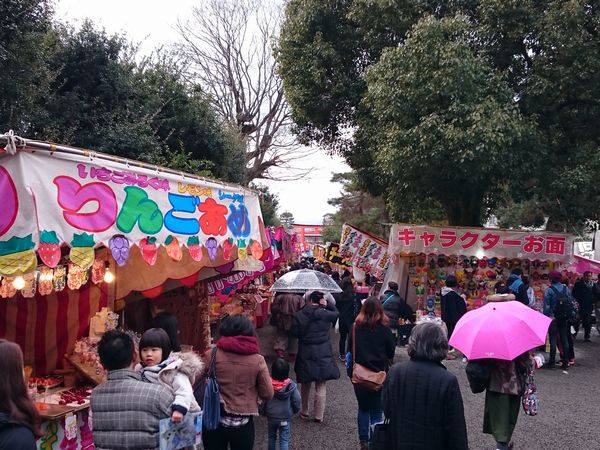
left=55, top=0, right=349, bottom=225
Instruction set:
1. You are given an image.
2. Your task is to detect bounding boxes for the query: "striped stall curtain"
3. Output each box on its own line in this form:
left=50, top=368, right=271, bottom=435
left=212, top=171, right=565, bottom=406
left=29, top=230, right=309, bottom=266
left=0, top=282, right=108, bottom=375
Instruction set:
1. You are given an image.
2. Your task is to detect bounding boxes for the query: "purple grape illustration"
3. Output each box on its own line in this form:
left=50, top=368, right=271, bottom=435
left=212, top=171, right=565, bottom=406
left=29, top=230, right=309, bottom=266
left=109, top=235, right=130, bottom=266
left=206, top=237, right=218, bottom=261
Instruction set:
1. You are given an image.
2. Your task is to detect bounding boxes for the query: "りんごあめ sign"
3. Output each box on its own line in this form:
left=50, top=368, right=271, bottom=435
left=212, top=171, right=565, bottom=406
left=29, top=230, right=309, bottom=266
left=0, top=143, right=265, bottom=276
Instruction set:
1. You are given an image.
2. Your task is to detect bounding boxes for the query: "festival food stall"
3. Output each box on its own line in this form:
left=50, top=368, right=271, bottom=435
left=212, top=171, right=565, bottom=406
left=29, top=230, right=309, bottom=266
left=205, top=226, right=297, bottom=332
left=0, top=133, right=268, bottom=449
left=385, top=224, right=576, bottom=320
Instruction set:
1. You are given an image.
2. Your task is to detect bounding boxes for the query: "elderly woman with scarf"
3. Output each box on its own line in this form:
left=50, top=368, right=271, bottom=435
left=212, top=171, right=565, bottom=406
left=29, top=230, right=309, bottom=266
left=202, top=316, right=274, bottom=450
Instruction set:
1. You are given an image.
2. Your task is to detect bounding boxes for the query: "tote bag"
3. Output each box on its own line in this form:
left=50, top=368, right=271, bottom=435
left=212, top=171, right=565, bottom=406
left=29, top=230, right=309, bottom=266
left=202, top=347, right=221, bottom=431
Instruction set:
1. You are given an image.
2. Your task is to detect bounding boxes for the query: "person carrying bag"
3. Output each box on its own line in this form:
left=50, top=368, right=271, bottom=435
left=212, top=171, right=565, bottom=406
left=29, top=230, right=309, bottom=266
left=347, top=297, right=396, bottom=450
left=351, top=325, right=387, bottom=391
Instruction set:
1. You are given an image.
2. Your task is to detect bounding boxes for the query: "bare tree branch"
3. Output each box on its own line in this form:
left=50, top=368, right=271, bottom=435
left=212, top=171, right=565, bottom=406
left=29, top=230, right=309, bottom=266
left=176, top=0, right=309, bottom=182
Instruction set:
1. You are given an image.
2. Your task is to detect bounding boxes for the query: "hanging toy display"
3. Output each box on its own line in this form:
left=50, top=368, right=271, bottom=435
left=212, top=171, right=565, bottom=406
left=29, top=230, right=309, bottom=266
left=38, top=266, right=54, bottom=295
left=91, top=259, right=105, bottom=285
left=67, top=263, right=85, bottom=290
left=21, top=272, right=37, bottom=298
left=0, top=276, right=16, bottom=298
left=53, top=265, right=67, bottom=292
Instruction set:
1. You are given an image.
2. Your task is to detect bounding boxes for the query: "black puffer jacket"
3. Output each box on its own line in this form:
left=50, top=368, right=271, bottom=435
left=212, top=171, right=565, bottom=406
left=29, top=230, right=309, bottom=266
left=0, top=412, right=36, bottom=450
left=383, top=359, right=468, bottom=450
left=380, top=289, right=413, bottom=329
left=347, top=323, right=396, bottom=375
left=292, top=304, right=340, bottom=383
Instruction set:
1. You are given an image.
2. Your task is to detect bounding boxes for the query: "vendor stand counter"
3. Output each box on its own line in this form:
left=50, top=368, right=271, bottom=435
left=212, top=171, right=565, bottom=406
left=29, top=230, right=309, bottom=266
left=35, top=387, right=94, bottom=450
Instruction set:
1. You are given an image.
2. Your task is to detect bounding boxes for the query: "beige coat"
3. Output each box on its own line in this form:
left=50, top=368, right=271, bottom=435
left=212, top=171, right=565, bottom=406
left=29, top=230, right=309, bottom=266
left=202, top=348, right=273, bottom=416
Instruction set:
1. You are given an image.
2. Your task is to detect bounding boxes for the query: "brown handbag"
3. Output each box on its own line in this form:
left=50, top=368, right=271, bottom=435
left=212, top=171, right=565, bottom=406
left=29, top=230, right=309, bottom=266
left=351, top=324, right=387, bottom=391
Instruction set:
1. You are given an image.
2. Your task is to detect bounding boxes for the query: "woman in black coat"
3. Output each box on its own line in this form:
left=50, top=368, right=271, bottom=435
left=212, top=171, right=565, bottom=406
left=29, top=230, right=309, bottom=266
left=348, top=297, right=396, bottom=450
left=291, top=291, right=340, bottom=423
left=383, top=322, right=469, bottom=450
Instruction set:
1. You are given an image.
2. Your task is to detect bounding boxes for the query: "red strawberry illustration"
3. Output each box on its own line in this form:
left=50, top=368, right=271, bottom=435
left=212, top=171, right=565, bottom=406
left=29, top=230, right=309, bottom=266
left=187, top=237, right=202, bottom=262
left=38, top=230, right=61, bottom=268
left=222, top=238, right=234, bottom=260
left=139, top=237, right=158, bottom=266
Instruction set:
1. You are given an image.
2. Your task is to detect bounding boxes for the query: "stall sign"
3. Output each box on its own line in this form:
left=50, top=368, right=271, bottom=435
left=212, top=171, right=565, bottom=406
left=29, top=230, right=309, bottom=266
left=389, top=224, right=574, bottom=263
left=338, top=223, right=389, bottom=275
left=324, top=242, right=350, bottom=267
left=0, top=146, right=265, bottom=276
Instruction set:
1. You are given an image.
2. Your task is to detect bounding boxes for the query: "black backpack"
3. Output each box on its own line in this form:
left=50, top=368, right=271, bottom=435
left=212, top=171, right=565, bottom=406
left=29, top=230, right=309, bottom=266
left=465, top=359, right=492, bottom=394
left=551, top=286, right=575, bottom=320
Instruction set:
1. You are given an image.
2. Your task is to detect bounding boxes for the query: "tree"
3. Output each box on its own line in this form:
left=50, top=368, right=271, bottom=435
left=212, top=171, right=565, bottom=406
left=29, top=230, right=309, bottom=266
left=363, top=16, right=534, bottom=226
left=176, top=0, right=311, bottom=182
left=279, top=211, right=295, bottom=230
left=0, top=0, right=55, bottom=133
left=278, top=0, right=600, bottom=231
left=321, top=172, right=388, bottom=242
left=251, top=183, right=281, bottom=227
left=28, top=21, right=247, bottom=182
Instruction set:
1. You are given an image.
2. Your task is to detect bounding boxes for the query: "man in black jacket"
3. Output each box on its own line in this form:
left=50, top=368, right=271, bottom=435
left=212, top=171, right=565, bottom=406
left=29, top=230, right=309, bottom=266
left=380, top=282, right=414, bottom=330
left=572, top=271, right=599, bottom=342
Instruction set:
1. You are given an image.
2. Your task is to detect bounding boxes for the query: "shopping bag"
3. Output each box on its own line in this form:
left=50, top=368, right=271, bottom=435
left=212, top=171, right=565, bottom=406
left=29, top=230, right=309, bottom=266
left=159, top=412, right=202, bottom=450
left=370, top=419, right=389, bottom=450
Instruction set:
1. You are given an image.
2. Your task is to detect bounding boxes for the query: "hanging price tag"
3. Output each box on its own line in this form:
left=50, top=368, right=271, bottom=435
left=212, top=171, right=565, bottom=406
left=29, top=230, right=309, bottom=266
left=65, top=413, right=77, bottom=440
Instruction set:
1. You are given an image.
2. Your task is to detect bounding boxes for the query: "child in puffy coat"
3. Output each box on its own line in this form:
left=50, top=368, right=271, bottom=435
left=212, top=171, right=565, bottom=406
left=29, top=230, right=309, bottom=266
left=260, top=358, right=301, bottom=450
left=137, top=328, right=204, bottom=422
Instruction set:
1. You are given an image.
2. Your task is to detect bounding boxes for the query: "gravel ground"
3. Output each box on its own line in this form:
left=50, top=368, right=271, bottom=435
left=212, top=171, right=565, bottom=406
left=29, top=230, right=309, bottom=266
left=253, top=324, right=600, bottom=450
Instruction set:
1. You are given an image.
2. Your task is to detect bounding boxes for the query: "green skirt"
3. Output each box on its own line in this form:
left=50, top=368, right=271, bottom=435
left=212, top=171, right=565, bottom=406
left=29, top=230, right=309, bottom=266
left=483, top=390, right=521, bottom=443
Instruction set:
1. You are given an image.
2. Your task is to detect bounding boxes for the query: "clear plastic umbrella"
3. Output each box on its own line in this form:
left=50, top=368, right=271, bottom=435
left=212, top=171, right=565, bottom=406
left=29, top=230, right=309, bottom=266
left=270, top=269, right=342, bottom=293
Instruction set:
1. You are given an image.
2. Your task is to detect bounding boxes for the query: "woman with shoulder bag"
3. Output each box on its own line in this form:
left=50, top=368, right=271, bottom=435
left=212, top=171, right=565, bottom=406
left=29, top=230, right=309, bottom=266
left=201, top=316, right=274, bottom=450
left=348, top=297, right=396, bottom=450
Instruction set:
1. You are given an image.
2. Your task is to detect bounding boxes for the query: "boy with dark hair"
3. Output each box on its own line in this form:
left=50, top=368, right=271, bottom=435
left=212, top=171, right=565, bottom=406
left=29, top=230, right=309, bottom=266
left=260, top=358, right=301, bottom=450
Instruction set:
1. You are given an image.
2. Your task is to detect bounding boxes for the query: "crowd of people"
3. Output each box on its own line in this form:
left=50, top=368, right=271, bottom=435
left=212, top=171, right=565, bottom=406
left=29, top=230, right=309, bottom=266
left=0, top=261, right=598, bottom=450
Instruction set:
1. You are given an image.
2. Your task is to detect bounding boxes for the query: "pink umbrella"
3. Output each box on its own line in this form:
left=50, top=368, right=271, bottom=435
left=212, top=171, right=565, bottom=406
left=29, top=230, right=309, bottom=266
left=448, top=301, right=552, bottom=360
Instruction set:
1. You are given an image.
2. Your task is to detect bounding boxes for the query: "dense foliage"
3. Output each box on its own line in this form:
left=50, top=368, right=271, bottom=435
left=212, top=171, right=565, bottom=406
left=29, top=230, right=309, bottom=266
left=1, top=2, right=246, bottom=183
left=278, top=0, right=600, bottom=231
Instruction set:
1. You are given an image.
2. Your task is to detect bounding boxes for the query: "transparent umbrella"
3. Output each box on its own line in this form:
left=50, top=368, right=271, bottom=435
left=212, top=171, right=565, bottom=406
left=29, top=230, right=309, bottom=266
left=270, top=269, right=342, bottom=293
